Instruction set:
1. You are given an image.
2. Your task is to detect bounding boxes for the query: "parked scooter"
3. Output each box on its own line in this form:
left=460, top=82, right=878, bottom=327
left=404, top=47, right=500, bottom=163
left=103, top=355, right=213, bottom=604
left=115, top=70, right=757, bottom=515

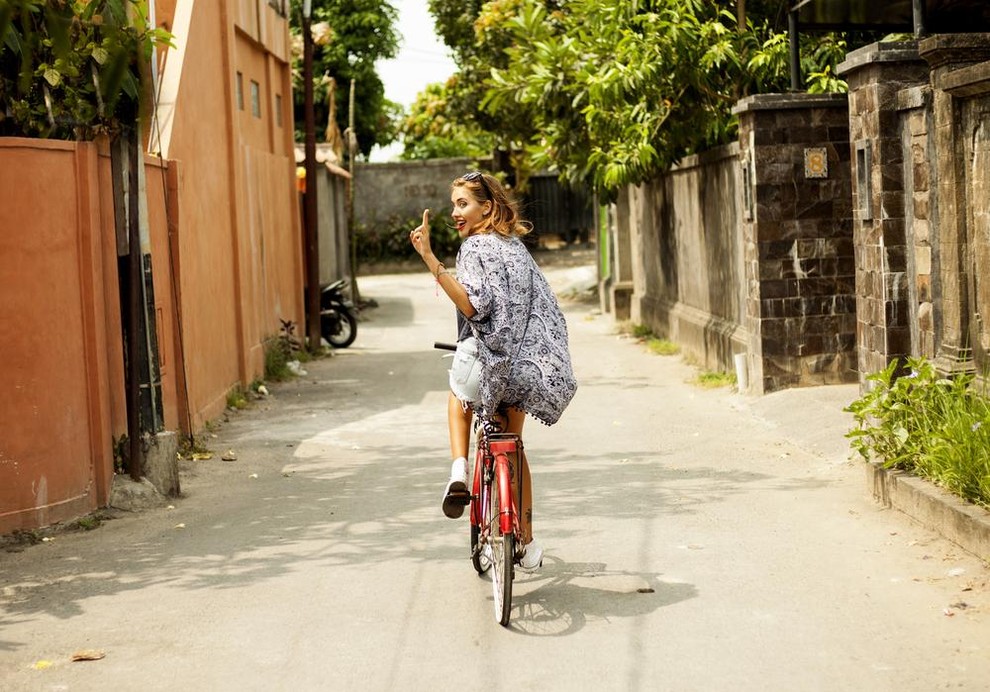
left=320, top=279, right=358, bottom=348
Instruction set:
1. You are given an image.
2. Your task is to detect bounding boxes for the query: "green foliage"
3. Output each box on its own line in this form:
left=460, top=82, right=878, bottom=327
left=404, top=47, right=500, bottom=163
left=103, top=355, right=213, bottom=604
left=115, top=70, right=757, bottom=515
left=356, top=211, right=462, bottom=265
left=693, top=370, right=736, bottom=388
left=399, top=81, right=494, bottom=160
left=424, top=0, right=855, bottom=196
left=631, top=323, right=653, bottom=339
left=846, top=358, right=990, bottom=508
left=226, top=385, right=250, bottom=410
left=0, top=0, right=172, bottom=140
left=647, top=338, right=680, bottom=356
left=264, top=321, right=305, bottom=381
left=628, top=323, right=680, bottom=355
left=289, top=0, right=401, bottom=157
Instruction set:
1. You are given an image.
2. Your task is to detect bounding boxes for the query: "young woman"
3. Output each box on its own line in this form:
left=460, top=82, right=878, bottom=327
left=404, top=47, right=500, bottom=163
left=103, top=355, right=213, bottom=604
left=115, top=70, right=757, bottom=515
left=409, top=171, right=577, bottom=570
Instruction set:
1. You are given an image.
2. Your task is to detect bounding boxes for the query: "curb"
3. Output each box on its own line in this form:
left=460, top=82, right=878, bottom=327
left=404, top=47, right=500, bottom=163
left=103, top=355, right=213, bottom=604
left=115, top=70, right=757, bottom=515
left=867, top=461, right=990, bottom=562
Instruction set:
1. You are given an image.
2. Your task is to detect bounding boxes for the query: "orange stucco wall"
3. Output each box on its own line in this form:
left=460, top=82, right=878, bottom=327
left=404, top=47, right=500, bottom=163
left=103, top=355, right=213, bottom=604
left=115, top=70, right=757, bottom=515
left=0, top=138, right=183, bottom=534
left=1, top=141, right=113, bottom=531
left=165, top=0, right=303, bottom=427
left=0, top=0, right=302, bottom=533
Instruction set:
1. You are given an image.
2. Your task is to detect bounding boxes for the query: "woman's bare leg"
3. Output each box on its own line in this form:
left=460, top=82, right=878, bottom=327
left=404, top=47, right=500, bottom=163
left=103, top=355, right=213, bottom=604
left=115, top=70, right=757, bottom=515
left=505, top=407, right=533, bottom=545
left=448, top=392, right=472, bottom=460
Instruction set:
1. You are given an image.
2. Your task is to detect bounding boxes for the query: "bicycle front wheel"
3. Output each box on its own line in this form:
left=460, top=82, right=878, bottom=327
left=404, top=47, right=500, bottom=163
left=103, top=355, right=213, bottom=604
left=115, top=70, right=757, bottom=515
left=487, top=473, right=514, bottom=626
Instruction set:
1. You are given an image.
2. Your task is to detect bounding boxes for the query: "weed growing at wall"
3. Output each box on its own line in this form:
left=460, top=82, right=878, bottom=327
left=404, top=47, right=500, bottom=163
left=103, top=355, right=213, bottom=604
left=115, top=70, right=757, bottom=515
left=846, top=357, right=990, bottom=508
left=693, top=371, right=736, bottom=389
left=629, top=323, right=680, bottom=356
left=264, top=336, right=293, bottom=382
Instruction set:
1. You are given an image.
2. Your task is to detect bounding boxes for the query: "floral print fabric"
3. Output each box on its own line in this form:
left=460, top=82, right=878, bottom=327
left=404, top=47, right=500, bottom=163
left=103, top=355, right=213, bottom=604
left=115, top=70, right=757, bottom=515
left=456, top=233, right=577, bottom=425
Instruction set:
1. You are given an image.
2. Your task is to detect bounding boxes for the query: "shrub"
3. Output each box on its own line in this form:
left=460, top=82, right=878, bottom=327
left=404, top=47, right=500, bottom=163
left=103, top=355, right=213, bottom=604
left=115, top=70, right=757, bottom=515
left=355, top=212, right=461, bottom=266
left=846, top=357, right=990, bottom=507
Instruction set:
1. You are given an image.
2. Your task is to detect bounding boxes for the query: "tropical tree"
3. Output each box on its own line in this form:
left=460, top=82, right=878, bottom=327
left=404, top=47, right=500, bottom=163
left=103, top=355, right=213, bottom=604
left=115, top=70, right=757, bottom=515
left=421, top=0, right=857, bottom=196
left=289, top=0, right=402, bottom=158
left=0, top=0, right=171, bottom=140
left=400, top=80, right=494, bottom=160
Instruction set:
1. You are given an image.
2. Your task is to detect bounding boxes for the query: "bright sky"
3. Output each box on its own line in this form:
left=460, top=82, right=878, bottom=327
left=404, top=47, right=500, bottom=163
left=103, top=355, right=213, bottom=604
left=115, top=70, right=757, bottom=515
left=370, top=0, right=457, bottom=162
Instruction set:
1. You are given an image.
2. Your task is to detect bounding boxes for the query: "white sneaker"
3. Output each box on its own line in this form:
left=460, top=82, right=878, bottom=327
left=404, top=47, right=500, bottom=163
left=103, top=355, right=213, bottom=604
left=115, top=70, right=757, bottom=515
left=518, top=539, right=543, bottom=571
left=441, top=457, right=469, bottom=519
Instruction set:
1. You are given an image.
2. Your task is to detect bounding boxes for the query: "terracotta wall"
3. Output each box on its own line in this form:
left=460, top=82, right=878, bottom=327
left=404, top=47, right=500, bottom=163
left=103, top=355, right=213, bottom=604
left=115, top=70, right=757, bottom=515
left=0, top=140, right=110, bottom=532
left=1, top=0, right=303, bottom=532
left=0, top=139, right=180, bottom=534
left=162, top=0, right=303, bottom=426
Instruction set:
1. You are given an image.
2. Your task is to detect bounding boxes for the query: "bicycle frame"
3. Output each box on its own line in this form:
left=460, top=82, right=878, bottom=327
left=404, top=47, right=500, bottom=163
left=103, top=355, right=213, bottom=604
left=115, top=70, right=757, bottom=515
left=471, top=429, right=524, bottom=542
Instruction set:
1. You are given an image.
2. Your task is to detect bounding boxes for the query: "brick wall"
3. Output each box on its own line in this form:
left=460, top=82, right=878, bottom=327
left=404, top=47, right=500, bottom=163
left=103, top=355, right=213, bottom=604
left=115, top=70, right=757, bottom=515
left=734, top=94, right=857, bottom=393
left=839, top=42, right=930, bottom=385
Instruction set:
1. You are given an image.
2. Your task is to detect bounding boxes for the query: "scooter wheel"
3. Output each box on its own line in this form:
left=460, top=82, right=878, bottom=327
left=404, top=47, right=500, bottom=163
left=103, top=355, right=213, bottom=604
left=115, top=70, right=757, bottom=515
left=322, top=309, right=357, bottom=348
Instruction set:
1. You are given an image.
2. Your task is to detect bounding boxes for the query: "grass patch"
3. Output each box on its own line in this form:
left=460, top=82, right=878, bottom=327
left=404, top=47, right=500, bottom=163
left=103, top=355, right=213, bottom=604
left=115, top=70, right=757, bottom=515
left=226, top=385, right=250, bottom=410
left=646, top=338, right=680, bottom=356
left=264, top=336, right=294, bottom=382
left=631, top=323, right=653, bottom=339
left=626, top=324, right=680, bottom=356
left=693, top=370, right=737, bottom=389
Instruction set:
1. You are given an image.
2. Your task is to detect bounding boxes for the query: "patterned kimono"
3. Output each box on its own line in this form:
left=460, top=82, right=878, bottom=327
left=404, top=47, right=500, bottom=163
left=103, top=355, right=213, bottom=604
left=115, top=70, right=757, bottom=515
left=456, top=233, right=577, bottom=425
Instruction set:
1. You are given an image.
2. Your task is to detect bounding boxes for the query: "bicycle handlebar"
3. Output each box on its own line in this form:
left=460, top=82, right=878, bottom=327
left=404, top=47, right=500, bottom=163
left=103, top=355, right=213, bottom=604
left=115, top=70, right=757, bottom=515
left=434, top=342, right=457, bottom=351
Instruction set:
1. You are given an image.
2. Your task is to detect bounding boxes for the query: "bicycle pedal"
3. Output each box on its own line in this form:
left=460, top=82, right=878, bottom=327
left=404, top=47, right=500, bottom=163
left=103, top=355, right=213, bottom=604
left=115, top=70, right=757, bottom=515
left=448, top=490, right=470, bottom=506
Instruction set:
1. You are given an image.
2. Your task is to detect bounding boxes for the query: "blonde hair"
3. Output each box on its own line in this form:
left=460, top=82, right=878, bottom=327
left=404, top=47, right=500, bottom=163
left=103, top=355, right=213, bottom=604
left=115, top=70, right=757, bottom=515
left=452, top=172, right=531, bottom=239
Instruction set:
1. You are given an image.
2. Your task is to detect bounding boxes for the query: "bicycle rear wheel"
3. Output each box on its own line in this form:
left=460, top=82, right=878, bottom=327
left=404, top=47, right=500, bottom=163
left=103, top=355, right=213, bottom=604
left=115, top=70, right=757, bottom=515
left=487, top=471, right=514, bottom=626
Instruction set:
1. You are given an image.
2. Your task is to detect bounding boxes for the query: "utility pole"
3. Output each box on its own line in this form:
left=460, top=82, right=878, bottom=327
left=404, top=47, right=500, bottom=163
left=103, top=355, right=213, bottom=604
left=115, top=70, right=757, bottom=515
left=302, top=0, right=321, bottom=352
left=346, top=75, right=361, bottom=305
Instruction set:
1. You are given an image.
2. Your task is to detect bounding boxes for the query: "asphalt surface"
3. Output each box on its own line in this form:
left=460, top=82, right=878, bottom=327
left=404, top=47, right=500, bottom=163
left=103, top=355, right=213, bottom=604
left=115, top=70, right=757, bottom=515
left=1, top=264, right=989, bottom=691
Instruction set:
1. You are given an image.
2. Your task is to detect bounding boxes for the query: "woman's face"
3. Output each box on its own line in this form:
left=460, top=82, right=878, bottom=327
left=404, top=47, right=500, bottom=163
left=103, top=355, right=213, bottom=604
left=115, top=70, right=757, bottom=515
left=450, top=184, right=490, bottom=238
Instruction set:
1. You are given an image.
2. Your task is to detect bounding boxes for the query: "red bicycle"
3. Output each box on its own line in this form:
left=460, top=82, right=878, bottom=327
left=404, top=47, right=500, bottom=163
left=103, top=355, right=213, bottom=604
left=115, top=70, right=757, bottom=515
left=436, top=342, right=525, bottom=626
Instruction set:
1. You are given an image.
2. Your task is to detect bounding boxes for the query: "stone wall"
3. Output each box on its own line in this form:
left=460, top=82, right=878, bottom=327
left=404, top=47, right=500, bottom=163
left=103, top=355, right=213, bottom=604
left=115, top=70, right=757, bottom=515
left=625, top=145, right=749, bottom=374
left=839, top=42, right=931, bottom=384
left=735, top=94, right=858, bottom=393
left=353, top=158, right=487, bottom=232
left=606, top=34, right=990, bottom=397
left=920, top=35, right=990, bottom=377
left=840, top=35, right=990, bottom=383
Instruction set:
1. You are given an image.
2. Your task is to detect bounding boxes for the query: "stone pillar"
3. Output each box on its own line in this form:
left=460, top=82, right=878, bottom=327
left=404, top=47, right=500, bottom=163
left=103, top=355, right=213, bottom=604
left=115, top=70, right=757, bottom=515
left=838, top=41, right=930, bottom=387
left=734, top=93, right=857, bottom=394
left=603, top=193, right=634, bottom=320
left=896, top=84, right=936, bottom=361
left=918, top=35, right=990, bottom=376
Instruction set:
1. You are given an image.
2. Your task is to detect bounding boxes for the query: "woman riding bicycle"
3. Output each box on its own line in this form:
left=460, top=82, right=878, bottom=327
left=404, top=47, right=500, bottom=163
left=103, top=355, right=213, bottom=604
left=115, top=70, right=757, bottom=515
left=409, top=171, right=577, bottom=570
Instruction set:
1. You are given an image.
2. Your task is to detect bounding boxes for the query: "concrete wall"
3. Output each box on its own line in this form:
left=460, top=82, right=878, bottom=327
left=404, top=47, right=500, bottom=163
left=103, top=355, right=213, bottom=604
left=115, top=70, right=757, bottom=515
left=610, top=96, right=859, bottom=392
left=625, top=145, right=749, bottom=374
left=0, top=139, right=180, bottom=533
left=353, top=158, right=486, bottom=231
left=315, top=168, right=351, bottom=286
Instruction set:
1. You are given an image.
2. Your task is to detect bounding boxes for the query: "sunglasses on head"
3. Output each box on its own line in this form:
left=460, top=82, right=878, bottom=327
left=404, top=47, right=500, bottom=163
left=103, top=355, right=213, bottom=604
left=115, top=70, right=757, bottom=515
left=463, top=171, right=493, bottom=201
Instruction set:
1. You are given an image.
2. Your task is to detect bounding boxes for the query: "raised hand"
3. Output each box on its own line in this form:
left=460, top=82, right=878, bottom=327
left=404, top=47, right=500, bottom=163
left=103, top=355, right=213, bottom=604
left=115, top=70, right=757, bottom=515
left=409, top=209, right=431, bottom=257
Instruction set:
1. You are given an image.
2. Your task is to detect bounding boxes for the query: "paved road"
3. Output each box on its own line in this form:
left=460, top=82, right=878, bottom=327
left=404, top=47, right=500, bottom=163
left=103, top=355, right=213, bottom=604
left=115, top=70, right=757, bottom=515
left=2, top=267, right=989, bottom=691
